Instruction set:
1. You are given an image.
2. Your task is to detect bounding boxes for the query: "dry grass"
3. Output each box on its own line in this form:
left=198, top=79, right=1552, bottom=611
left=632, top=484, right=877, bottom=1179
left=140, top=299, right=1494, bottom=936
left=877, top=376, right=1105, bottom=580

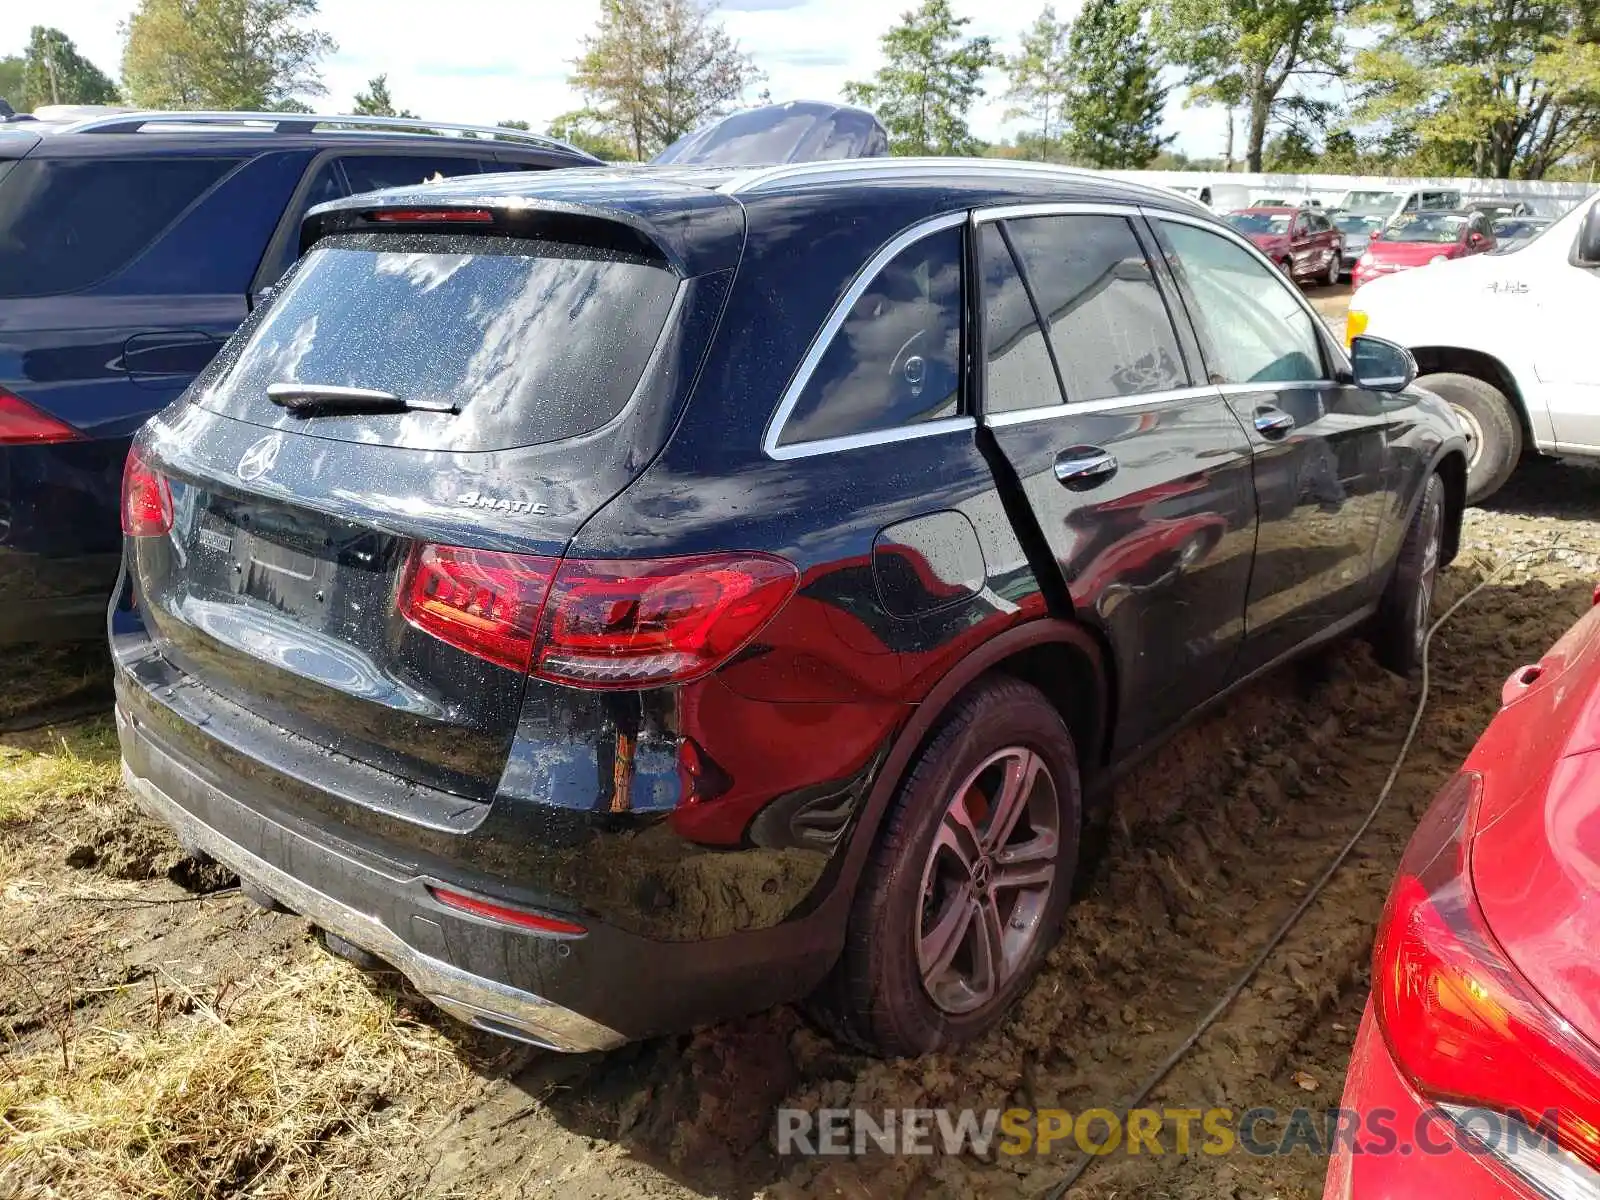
left=0, top=720, right=500, bottom=1200
left=0, top=719, right=122, bottom=827
left=0, top=953, right=485, bottom=1200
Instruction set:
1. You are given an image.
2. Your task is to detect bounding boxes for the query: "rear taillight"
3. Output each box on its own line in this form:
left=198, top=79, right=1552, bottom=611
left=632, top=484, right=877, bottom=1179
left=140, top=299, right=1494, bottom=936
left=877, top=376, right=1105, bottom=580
left=1375, top=770, right=1600, bottom=1172
left=0, top=387, right=83, bottom=445
left=120, top=449, right=173, bottom=537
left=397, top=545, right=798, bottom=687
left=398, top=545, right=556, bottom=673
left=535, top=553, right=799, bottom=688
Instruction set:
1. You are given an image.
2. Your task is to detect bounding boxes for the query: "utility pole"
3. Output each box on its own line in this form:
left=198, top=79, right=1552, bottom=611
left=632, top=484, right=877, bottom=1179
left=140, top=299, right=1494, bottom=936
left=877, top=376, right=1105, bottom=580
left=45, top=46, right=59, bottom=106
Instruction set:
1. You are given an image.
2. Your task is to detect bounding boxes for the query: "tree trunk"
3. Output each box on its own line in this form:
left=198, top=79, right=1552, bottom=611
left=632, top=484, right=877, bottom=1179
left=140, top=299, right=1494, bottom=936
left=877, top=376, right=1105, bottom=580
left=1224, top=104, right=1235, bottom=170
left=1247, top=95, right=1269, bottom=173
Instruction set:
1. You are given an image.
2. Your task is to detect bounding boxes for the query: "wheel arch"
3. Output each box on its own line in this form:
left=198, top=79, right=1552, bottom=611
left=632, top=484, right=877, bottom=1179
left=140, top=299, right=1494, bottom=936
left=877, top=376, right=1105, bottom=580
left=1411, top=345, right=1535, bottom=451
left=828, top=620, right=1114, bottom=912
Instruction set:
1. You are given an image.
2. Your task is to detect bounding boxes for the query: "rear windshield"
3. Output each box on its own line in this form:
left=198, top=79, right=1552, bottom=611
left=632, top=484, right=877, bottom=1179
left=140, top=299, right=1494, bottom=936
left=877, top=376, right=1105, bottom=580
left=0, top=156, right=241, bottom=297
left=194, top=232, right=680, bottom=452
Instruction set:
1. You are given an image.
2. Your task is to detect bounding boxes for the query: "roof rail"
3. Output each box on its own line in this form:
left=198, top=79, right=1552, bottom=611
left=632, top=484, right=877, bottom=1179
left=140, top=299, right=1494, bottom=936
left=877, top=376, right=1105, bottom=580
left=56, top=110, right=588, bottom=157
left=718, top=156, right=1208, bottom=211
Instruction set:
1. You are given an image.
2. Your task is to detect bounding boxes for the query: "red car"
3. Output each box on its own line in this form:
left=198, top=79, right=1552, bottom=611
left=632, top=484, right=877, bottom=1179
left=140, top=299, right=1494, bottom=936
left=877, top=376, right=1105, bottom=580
left=1224, top=207, right=1344, bottom=286
left=1328, top=589, right=1600, bottom=1199
left=1352, top=210, right=1497, bottom=290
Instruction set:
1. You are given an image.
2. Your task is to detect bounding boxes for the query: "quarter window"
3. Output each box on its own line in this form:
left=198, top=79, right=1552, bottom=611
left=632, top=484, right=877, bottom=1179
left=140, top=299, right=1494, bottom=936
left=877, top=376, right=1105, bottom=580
left=0, top=156, right=241, bottom=297
left=1004, top=215, right=1187, bottom=402
left=1159, top=221, right=1327, bottom=386
left=777, top=225, right=962, bottom=447
left=979, top=224, right=1062, bottom=415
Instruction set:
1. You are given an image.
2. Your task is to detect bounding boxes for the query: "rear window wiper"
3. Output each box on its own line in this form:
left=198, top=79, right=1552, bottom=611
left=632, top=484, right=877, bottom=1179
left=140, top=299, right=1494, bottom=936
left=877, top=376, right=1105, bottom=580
left=266, top=383, right=458, bottom=416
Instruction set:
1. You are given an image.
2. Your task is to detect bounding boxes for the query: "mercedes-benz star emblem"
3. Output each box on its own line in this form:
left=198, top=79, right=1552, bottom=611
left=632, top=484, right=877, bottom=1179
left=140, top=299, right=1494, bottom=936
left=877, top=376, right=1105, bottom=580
left=237, top=433, right=283, bottom=482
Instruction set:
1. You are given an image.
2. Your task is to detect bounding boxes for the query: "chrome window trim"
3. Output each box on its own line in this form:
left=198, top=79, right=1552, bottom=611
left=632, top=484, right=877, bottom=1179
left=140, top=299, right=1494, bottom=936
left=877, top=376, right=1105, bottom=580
left=768, top=415, right=977, bottom=460
left=1140, top=205, right=1344, bottom=381
left=984, top=385, right=1223, bottom=428
left=973, top=201, right=1144, bottom=222
left=1216, top=380, right=1337, bottom=396
left=763, top=210, right=968, bottom=460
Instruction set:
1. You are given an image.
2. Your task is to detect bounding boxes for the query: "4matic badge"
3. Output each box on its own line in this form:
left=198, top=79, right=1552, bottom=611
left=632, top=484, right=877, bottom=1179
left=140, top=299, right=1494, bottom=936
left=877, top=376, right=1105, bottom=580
left=456, top=491, right=550, bottom=516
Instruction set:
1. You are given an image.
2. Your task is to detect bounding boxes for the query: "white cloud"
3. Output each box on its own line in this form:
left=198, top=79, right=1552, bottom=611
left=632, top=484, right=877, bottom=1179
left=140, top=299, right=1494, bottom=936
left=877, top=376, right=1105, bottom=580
left=0, top=0, right=1226, bottom=153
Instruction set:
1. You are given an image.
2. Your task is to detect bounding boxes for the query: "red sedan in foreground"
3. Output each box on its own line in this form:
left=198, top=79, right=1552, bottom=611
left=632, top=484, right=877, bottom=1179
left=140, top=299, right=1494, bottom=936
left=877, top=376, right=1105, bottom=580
left=1327, top=590, right=1600, bottom=1199
left=1351, top=210, right=1497, bottom=290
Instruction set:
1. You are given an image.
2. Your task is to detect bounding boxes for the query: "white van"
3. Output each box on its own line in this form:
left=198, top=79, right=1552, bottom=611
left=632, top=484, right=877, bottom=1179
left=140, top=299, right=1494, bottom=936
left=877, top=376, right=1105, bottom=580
left=1349, top=189, right=1600, bottom=502
left=1338, top=186, right=1462, bottom=223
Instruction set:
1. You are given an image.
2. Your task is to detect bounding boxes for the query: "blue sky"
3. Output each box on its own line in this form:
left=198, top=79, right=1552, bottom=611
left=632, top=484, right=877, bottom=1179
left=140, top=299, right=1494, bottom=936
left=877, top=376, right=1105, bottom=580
left=3, top=0, right=1236, bottom=154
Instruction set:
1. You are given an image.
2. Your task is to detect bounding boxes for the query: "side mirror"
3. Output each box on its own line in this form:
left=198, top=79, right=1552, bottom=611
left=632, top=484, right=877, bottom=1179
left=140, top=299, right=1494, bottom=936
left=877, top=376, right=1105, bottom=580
left=1351, top=335, right=1417, bottom=393
left=1576, top=203, right=1600, bottom=267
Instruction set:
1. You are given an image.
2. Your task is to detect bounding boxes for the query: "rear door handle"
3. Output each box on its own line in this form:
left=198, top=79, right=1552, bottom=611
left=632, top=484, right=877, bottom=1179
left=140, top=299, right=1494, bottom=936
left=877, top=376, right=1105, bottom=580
left=1054, top=447, right=1119, bottom=489
left=1254, top=406, right=1296, bottom=437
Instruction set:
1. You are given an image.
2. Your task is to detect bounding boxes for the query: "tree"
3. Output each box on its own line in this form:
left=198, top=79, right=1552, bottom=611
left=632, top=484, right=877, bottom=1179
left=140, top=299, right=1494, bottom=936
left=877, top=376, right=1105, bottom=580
left=18, top=27, right=120, bottom=109
left=0, top=58, right=24, bottom=109
left=1151, top=0, right=1343, bottom=172
left=122, top=0, right=336, bottom=111
left=352, top=73, right=415, bottom=118
left=1003, top=6, right=1072, bottom=160
left=1353, top=0, right=1600, bottom=179
left=570, top=0, right=763, bottom=161
left=843, top=0, right=997, bottom=155
left=545, top=109, right=637, bottom=160
left=1061, top=0, right=1171, bottom=168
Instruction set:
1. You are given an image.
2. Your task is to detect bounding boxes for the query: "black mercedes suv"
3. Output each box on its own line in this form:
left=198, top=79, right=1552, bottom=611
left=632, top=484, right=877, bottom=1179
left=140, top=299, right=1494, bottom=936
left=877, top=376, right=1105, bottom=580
left=111, top=159, right=1468, bottom=1058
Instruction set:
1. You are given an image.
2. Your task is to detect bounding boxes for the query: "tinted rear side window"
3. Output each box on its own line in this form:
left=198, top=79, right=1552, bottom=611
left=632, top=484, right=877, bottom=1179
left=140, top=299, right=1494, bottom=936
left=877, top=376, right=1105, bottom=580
left=0, top=156, right=241, bottom=297
left=777, top=225, right=962, bottom=447
left=1004, top=215, right=1187, bottom=402
left=195, top=232, right=679, bottom=452
left=979, top=224, right=1062, bottom=415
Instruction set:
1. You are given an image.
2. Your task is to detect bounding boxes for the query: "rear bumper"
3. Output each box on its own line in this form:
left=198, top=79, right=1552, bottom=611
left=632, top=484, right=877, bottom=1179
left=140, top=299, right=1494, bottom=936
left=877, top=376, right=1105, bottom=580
left=119, top=715, right=627, bottom=1053
left=0, top=551, right=119, bottom=644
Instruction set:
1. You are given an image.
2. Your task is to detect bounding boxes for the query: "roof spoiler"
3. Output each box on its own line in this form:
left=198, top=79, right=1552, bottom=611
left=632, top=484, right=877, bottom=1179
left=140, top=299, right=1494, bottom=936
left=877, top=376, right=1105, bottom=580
left=300, top=198, right=681, bottom=271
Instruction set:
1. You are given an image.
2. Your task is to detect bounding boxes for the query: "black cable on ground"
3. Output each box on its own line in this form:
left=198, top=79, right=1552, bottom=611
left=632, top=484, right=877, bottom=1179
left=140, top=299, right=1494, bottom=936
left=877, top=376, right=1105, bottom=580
left=1044, top=546, right=1549, bottom=1199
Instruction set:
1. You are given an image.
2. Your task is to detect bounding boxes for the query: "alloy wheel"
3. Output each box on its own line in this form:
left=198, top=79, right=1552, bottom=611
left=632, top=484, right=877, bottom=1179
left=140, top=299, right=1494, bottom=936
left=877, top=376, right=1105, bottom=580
left=915, top=747, right=1061, bottom=1015
left=1450, top=402, right=1485, bottom=474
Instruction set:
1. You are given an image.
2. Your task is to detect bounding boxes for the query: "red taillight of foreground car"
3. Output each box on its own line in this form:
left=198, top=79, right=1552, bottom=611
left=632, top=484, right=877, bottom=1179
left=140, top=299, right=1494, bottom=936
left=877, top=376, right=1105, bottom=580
left=399, top=545, right=558, bottom=673
left=0, top=387, right=84, bottom=445
left=121, top=449, right=174, bottom=537
left=1374, top=769, right=1600, bottom=1170
left=399, top=545, right=799, bottom=686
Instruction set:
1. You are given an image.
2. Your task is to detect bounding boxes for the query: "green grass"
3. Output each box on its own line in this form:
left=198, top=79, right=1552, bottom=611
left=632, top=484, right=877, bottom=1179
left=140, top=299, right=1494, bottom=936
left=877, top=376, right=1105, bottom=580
left=0, top=718, right=122, bottom=825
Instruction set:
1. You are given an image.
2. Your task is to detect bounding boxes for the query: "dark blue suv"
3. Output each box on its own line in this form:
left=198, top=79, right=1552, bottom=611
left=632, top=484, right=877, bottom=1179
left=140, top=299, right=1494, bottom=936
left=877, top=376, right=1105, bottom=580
left=115, top=159, right=1468, bottom=1057
left=0, top=110, right=598, bottom=644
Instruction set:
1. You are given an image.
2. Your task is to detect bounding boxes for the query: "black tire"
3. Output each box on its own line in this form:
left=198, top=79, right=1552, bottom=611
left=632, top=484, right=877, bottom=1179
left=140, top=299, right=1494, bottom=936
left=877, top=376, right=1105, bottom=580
left=1416, top=371, right=1521, bottom=504
left=1374, top=473, right=1445, bottom=677
left=810, top=676, right=1081, bottom=1057
left=1279, top=257, right=1295, bottom=282
left=1324, top=251, right=1341, bottom=286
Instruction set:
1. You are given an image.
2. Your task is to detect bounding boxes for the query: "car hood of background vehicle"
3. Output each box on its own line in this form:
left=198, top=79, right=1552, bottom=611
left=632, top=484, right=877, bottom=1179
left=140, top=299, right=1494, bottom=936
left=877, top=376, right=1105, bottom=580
left=1245, top=233, right=1291, bottom=251
left=1366, top=239, right=1464, bottom=265
left=1470, top=599, right=1600, bottom=1051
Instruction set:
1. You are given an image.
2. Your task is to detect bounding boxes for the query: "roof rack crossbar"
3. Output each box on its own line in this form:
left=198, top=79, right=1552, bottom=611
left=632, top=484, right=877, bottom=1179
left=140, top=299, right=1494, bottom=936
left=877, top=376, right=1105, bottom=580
left=57, top=110, right=584, bottom=155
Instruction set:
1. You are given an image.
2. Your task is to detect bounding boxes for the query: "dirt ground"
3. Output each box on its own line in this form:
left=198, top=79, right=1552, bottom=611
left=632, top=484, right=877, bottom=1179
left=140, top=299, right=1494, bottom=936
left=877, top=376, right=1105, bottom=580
left=5, top=287, right=1598, bottom=1199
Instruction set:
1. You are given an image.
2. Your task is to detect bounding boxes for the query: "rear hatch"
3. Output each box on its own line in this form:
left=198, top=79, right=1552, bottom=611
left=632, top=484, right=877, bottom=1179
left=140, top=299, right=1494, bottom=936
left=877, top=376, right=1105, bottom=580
left=128, top=215, right=696, bottom=801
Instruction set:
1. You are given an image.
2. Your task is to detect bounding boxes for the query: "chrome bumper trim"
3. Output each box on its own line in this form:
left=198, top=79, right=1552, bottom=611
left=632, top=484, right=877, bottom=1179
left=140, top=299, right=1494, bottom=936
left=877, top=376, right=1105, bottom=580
left=122, top=760, right=627, bottom=1054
